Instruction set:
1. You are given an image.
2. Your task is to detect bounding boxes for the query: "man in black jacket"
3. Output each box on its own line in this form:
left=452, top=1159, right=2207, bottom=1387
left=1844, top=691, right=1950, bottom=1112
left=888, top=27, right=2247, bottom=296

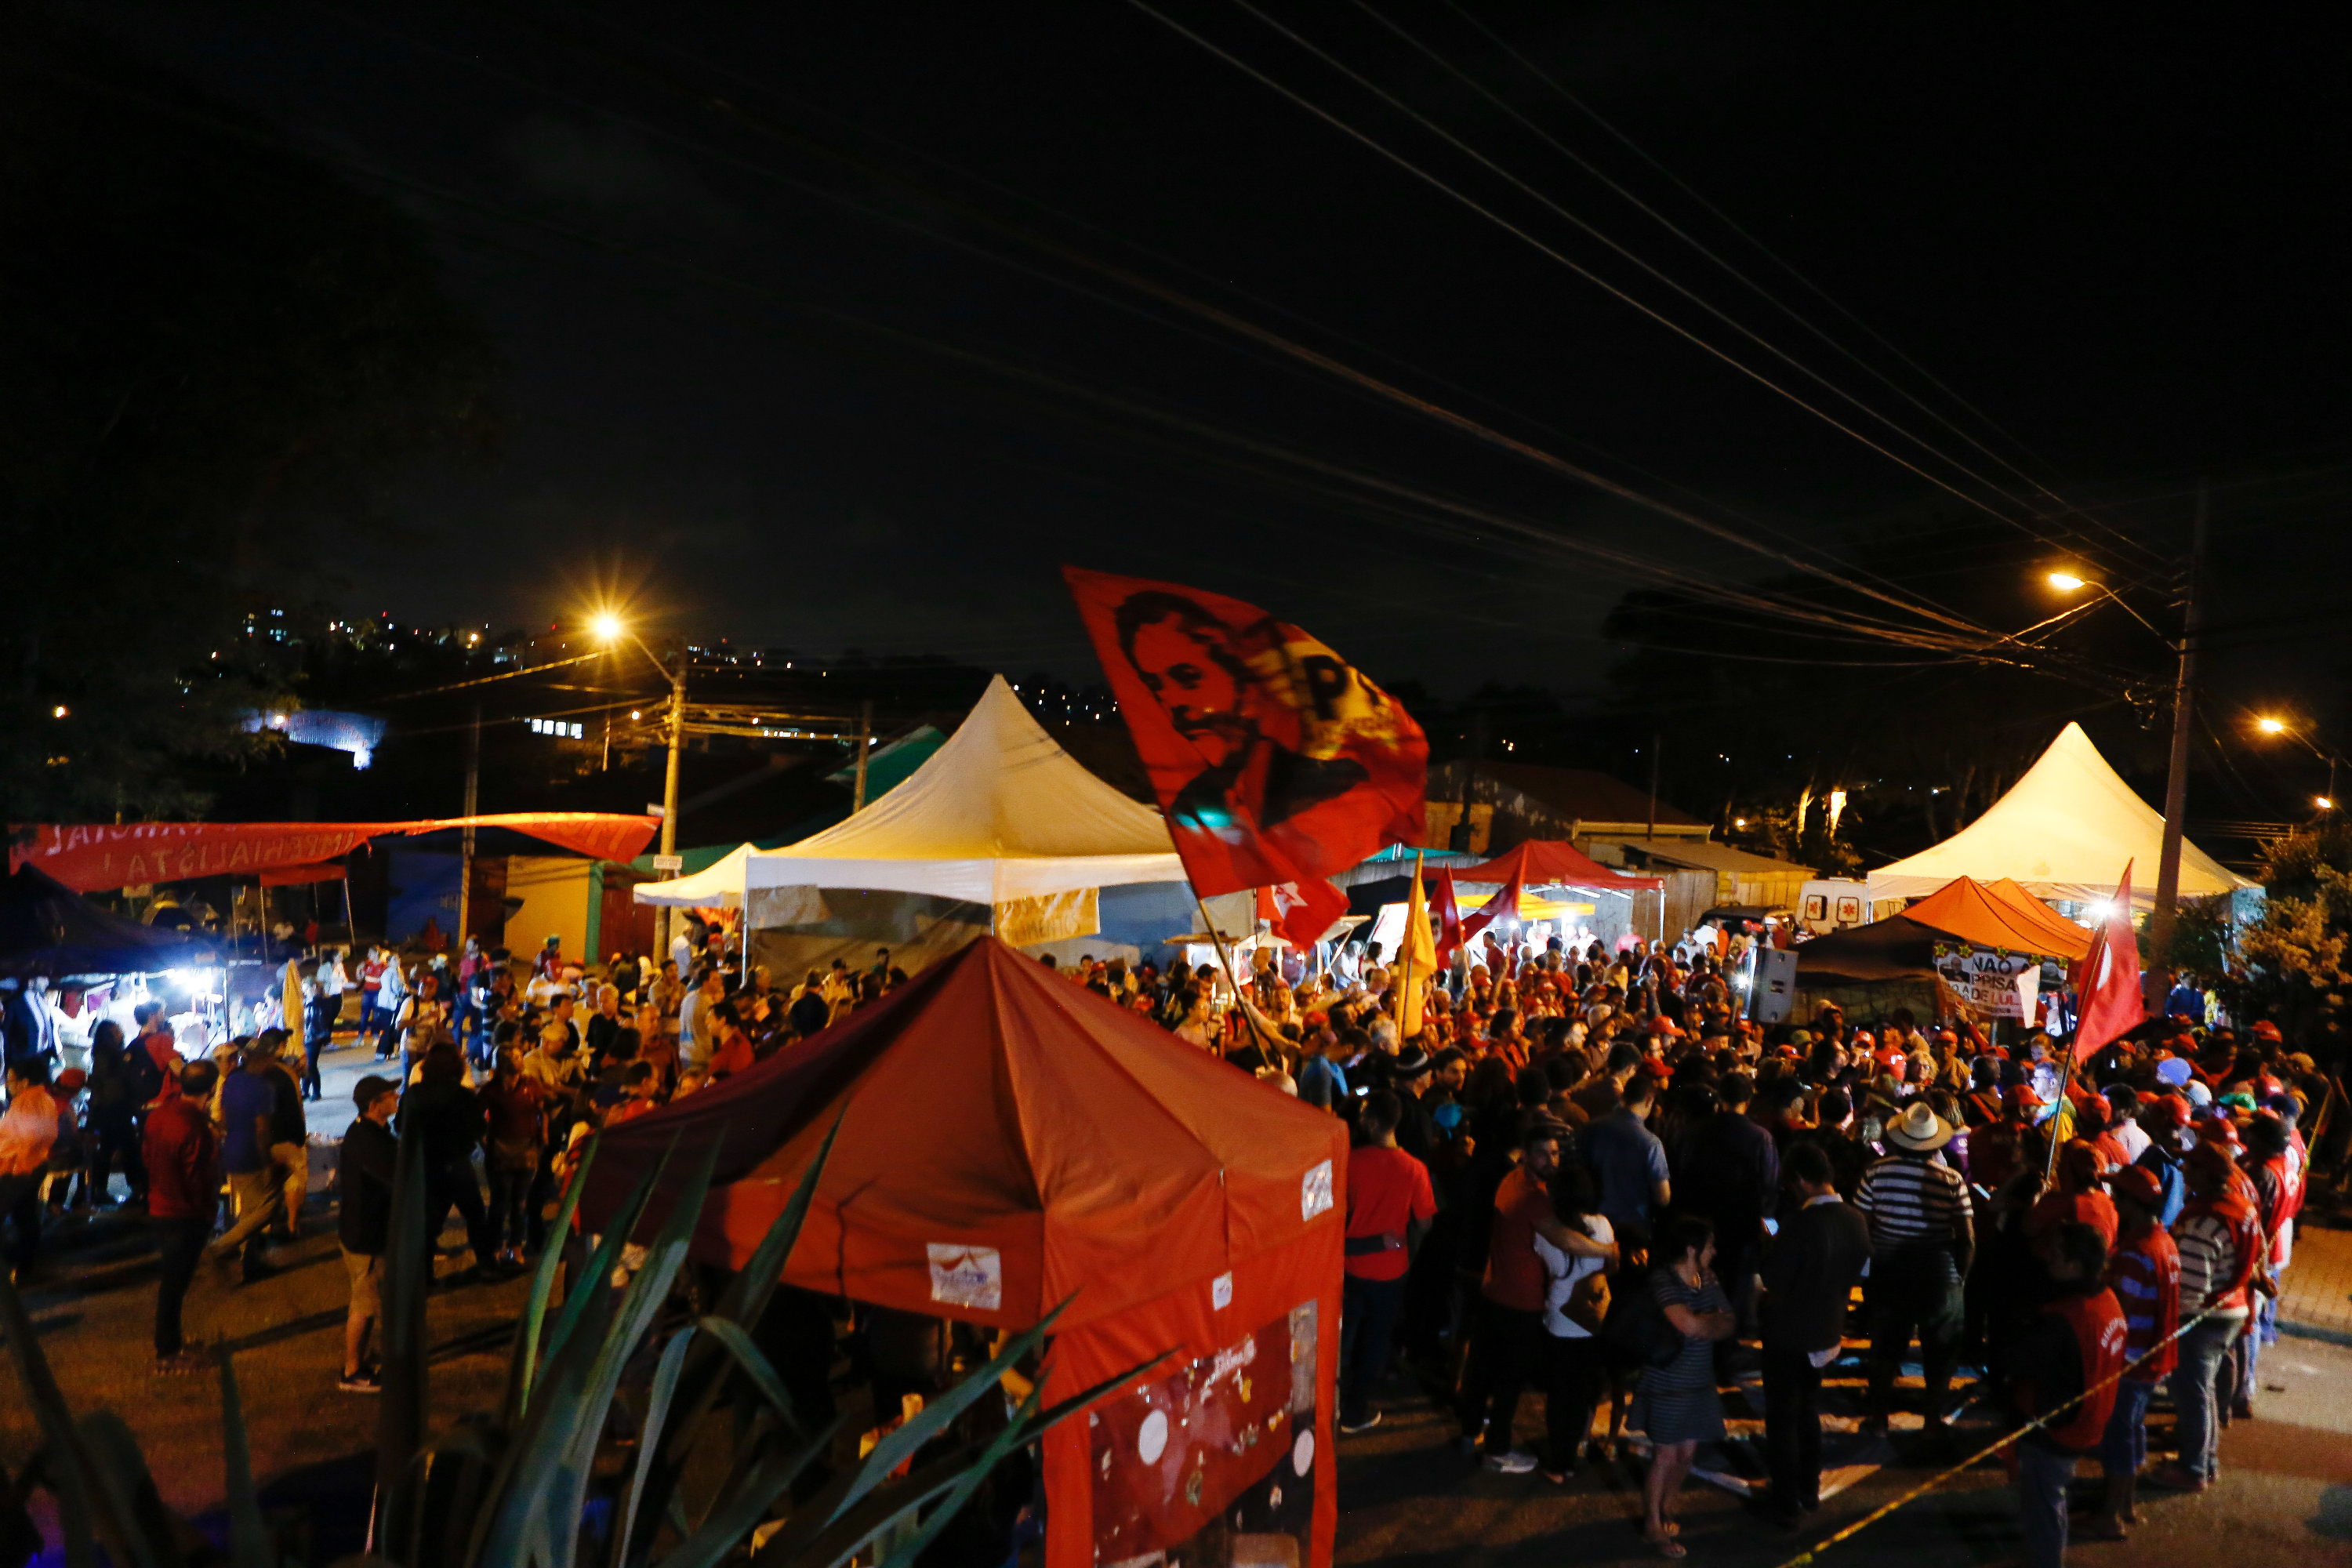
left=1758, top=1141, right=1871, bottom=1527
left=337, top=1076, right=399, bottom=1392
left=397, top=1046, right=499, bottom=1283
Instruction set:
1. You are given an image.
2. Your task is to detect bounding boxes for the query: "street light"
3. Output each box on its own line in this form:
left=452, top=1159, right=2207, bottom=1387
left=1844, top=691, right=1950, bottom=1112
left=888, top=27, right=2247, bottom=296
left=2256, top=716, right=2288, bottom=735
left=589, top=611, right=626, bottom=644
left=2046, top=571, right=2087, bottom=592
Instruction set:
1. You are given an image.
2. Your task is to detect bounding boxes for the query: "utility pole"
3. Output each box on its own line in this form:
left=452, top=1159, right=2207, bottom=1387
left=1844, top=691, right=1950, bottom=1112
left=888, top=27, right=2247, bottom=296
left=852, top=699, right=873, bottom=811
left=658, top=648, right=688, bottom=961
left=457, top=703, right=480, bottom=947
left=2147, top=479, right=2209, bottom=985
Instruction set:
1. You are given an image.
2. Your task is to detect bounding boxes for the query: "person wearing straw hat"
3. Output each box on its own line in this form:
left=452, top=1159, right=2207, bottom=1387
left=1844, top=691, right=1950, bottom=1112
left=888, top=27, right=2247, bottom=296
left=1854, top=1099, right=1973, bottom=1444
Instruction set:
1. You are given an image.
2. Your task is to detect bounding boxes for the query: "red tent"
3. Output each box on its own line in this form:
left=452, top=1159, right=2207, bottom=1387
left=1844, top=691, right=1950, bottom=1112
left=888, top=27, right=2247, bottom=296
left=1450, top=839, right=1664, bottom=891
left=579, top=937, right=1347, bottom=1568
left=1896, top=874, right=2091, bottom=959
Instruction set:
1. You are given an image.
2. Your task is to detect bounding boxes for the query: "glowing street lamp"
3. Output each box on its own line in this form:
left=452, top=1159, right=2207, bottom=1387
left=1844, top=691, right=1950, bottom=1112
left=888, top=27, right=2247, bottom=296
left=2255, top=716, right=2288, bottom=735
left=2047, top=571, right=2088, bottom=592
left=589, top=611, right=626, bottom=644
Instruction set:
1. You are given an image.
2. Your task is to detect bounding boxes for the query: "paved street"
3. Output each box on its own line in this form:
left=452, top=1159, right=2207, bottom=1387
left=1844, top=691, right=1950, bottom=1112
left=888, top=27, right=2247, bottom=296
left=9, top=1179, right=2350, bottom=1568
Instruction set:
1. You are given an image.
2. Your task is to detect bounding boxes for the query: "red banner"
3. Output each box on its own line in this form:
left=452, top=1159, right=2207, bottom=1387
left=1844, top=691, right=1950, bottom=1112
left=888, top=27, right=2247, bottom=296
left=2072, top=862, right=2144, bottom=1063
left=1064, top=568, right=1427, bottom=946
left=9, top=814, right=660, bottom=893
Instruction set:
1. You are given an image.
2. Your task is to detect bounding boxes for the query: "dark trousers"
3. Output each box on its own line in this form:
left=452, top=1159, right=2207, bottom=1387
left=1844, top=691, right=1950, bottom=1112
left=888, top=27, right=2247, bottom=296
left=487, top=1163, right=535, bottom=1254
left=1763, top=1342, right=1828, bottom=1508
left=89, top=1112, right=143, bottom=1203
left=1457, top=1300, right=1544, bottom=1454
left=153, top=1217, right=209, bottom=1356
left=423, top=1160, right=495, bottom=1268
left=1, top=1174, right=40, bottom=1270
left=1340, top=1272, right=1406, bottom=1425
left=1865, top=1249, right=1963, bottom=1421
left=1541, top=1331, right=1605, bottom=1472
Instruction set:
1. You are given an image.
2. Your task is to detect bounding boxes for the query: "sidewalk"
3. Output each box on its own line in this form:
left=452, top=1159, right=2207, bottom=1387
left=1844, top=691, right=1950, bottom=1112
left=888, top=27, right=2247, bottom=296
left=2281, top=1220, right=2352, bottom=1344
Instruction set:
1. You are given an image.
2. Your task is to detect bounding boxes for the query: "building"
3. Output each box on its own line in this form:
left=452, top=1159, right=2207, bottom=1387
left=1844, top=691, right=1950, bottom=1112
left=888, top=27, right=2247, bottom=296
left=1423, top=760, right=1810, bottom=942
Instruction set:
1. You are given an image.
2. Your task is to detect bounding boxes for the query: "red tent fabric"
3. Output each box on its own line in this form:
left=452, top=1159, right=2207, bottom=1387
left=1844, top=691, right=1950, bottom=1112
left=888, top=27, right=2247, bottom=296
left=579, top=937, right=1346, bottom=1568
left=1897, top=874, right=2091, bottom=958
left=9, top=813, right=659, bottom=892
left=1449, top=838, right=1664, bottom=892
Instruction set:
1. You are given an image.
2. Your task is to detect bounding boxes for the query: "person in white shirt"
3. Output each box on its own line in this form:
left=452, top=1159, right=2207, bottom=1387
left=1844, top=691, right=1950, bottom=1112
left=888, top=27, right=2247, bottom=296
left=1534, top=1163, right=1617, bottom=1483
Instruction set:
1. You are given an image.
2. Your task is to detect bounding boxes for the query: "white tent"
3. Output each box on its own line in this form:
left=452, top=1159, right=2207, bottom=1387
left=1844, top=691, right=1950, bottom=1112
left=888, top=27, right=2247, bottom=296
left=634, top=675, right=1185, bottom=910
left=1864, top=722, right=2258, bottom=909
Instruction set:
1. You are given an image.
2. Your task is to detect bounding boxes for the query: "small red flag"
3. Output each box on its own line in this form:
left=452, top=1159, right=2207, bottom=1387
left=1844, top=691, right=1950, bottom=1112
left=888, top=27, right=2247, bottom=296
left=1431, top=867, right=1465, bottom=964
left=1457, top=866, right=1526, bottom=949
left=1064, top=567, right=1428, bottom=948
left=2073, top=862, right=2144, bottom=1062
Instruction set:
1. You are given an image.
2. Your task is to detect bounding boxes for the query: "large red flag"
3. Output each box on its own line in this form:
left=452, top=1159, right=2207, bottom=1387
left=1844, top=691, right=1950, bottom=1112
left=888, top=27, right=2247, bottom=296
left=1456, top=867, right=1526, bottom=949
left=1064, top=567, right=1428, bottom=948
left=2073, top=862, right=2145, bottom=1062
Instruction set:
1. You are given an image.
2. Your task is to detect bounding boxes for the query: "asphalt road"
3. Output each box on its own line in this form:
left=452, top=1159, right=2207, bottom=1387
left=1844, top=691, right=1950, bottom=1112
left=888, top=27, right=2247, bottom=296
left=5, top=1041, right=2348, bottom=1568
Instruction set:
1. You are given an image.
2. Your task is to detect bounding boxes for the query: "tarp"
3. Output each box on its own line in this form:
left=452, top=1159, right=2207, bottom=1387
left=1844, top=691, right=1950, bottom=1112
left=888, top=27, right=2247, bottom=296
left=634, top=676, right=1186, bottom=909
left=1864, top=724, right=2256, bottom=908
left=1793, top=915, right=1946, bottom=984
left=580, top=937, right=1345, bottom=1568
left=0, top=864, right=217, bottom=978
left=1896, top=875, right=2092, bottom=959
left=11, top=813, right=661, bottom=893
left=1449, top=838, right=1664, bottom=892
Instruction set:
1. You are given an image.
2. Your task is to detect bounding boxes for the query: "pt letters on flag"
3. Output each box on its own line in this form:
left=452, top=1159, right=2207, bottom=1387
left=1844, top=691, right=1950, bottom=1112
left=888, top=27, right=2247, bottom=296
left=1064, top=567, right=1428, bottom=946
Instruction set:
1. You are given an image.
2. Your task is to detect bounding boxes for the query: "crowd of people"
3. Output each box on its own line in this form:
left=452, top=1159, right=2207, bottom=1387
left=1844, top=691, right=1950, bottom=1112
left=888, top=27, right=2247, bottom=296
left=1218, top=927, right=2325, bottom=1564
left=0, top=913, right=916, bottom=1384
left=0, top=910, right=2332, bottom=1566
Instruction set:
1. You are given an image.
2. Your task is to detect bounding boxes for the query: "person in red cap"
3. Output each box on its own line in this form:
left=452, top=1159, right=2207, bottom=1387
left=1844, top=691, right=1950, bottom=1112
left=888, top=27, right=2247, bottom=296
left=1966, top=1085, right=2044, bottom=1195
left=2230, top=1112, right=2294, bottom=1421
left=2029, top=1142, right=2119, bottom=1251
left=2149, top=1142, right=2263, bottom=1492
left=2009, top=1219, right=2126, bottom=1568
left=2131, top=1094, right=2193, bottom=1226
left=2084, top=1165, right=2179, bottom=1540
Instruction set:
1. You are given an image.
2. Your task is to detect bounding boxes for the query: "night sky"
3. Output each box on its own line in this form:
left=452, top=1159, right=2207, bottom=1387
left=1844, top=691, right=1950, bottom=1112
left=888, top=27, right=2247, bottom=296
left=70, top=3, right=2352, bottom=713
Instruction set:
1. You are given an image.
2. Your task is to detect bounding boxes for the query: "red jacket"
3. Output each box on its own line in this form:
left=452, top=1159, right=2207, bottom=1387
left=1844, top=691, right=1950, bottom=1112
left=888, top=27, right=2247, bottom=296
left=141, top=1098, right=219, bottom=1220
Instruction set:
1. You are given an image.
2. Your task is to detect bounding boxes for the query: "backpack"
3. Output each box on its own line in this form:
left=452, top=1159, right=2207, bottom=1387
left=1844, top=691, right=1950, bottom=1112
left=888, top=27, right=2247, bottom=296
left=1599, top=1273, right=1686, bottom=1370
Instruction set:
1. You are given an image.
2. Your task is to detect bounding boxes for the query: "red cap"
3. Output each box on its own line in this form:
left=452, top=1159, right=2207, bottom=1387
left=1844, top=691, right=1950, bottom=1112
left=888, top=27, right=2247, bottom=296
left=2252, top=1020, right=2283, bottom=1042
left=2153, top=1094, right=2192, bottom=1127
left=1647, top=1016, right=1683, bottom=1037
left=1637, top=1057, right=1671, bottom=1080
left=2111, top=1165, right=2162, bottom=1209
left=2009, top=1084, right=2045, bottom=1110
left=2193, top=1116, right=2242, bottom=1151
left=2081, top=1093, right=2112, bottom=1121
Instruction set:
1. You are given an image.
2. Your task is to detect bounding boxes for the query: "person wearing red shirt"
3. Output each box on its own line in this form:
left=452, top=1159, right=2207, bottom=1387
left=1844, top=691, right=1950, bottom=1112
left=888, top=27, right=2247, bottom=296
left=1339, top=1091, right=1436, bottom=1434
left=141, top=1061, right=221, bottom=1372
left=705, top=1002, right=757, bottom=1081
left=2027, top=1142, right=2120, bottom=1251
left=2011, top=1220, right=2127, bottom=1568
left=2085, top=1167, right=2179, bottom=1541
left=1456, top=1112, right=1613, bottom=1473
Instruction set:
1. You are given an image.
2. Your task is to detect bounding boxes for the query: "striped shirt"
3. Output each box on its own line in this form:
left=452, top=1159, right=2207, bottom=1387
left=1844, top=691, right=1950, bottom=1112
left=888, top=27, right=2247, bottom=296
left=1854, top=1152, right=1973, bottom=1258
left=2107, top=1225, right=2180, bottom=1381
left=2172, top=1205, right=2252, bottom=1319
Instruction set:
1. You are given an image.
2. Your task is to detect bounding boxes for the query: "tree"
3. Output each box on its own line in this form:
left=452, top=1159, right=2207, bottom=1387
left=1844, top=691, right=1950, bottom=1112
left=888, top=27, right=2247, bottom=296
left=2206, top=821, right=2352, bottom=1058
left=0, top=14, right=502, bottom=822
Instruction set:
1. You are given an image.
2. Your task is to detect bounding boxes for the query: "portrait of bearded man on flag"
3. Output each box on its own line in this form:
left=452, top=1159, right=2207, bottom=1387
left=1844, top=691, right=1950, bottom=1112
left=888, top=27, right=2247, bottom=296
left=1065, top=568, right=1428, bottom=947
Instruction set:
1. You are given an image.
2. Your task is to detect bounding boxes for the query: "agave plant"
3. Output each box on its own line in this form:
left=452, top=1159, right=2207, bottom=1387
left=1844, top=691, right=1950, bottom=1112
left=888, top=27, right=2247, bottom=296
left=0, top=1114, right=1149, bottom=1568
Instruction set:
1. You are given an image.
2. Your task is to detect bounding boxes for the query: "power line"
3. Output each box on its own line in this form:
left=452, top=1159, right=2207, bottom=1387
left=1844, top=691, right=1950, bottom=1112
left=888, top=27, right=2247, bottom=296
left=1428, top=0, right=2171, bottom=576
left=1125, top=0, right=2143, bottom=575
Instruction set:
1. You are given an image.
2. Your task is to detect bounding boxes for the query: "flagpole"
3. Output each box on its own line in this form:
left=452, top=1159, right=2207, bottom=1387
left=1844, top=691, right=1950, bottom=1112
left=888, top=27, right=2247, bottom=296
left=1196, top=893, right=1274, bottom=1056
left=1395, top=851, right=1420, bottom=1040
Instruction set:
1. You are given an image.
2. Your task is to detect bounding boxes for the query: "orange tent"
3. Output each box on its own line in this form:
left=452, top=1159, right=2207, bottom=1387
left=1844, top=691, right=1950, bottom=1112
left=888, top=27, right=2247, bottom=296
left=1894, top=874, right=2090, bottom=958
left=580, top=937, right=1347, bottom=1568
left=1450, top=838, right=1664, bottom=891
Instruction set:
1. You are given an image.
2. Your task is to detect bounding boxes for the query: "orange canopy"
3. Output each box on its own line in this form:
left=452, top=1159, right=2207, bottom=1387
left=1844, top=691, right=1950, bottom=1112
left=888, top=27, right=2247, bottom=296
left=1450, top=838, right=1663, bottom=892
left=581, top=936, right=1345, bottom=1568
left=1897, top=875, right=2091, bottom=959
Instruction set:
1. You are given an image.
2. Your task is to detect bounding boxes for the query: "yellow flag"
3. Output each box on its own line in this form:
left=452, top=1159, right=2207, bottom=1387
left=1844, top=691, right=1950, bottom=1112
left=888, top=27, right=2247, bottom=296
left=1400, top=853, right=1438, bottom=1040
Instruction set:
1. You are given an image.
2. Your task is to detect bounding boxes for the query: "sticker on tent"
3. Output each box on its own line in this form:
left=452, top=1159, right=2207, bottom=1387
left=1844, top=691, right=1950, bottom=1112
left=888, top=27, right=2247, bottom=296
left=927, top=1243, right=1003, bottom=1311
left=1301, top=1160, right=1334, bottom=1221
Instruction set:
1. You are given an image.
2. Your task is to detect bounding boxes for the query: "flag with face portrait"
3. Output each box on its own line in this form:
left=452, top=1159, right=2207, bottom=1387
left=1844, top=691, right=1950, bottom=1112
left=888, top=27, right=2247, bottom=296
left=1064, top=567, right=1428, bottom=948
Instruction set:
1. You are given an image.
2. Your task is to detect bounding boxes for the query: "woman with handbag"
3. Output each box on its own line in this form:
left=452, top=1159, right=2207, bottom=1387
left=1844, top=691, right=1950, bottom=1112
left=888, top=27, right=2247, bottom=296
left=1636, top=1214, right=1737, bottom=1557
left=1534, top=1164, right=1616, bottom=1482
